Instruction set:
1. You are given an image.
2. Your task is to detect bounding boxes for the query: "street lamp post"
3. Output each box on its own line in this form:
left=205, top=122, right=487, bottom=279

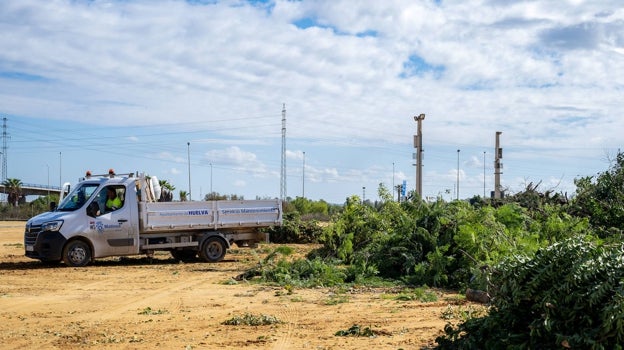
left=46, top=164, right=50, bottom=206
left=392, top=162, right=395, bottom=193
left=59, top=152, right=62, bottom=189
left=187, top=142, right=191, bottom=201
left=456, top=149, right=460, bottom=200
left=483, top=151, right=486, bottom=198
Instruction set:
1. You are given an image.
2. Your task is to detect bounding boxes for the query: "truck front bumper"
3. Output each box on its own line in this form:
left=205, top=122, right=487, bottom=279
left=25, top=231, right=66, bottom=262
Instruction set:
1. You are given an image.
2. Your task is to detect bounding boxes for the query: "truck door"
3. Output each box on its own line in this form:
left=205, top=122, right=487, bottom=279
left=87, top=185, right=133, bottom=256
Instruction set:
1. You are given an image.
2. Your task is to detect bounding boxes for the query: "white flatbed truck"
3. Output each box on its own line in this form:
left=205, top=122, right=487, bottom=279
left=24, top=172, right=282, bottom=267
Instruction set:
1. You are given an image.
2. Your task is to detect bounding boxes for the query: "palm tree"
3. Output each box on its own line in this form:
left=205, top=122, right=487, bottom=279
left=158, top=179, right=173, bottom=190
left=3, top=178, right=22, bottom=206
left=158, top=179, right=175, bottom=202
left=179, top=190, right=188, bottom=202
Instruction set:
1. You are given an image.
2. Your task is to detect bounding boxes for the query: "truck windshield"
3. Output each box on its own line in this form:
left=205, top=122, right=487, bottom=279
left=57, top=183, right=100, bottom=211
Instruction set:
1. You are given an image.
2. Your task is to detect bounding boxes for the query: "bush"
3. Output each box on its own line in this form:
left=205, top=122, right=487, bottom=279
left=435, top=237, right=624, bottom=349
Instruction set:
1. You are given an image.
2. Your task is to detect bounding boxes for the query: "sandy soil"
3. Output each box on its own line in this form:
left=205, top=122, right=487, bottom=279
left=0, top=221, right=476, bottom=350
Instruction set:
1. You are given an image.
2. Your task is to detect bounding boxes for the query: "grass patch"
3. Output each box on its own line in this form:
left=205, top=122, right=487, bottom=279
left=382, top=287, right=438, bottom=302
left=335, top=324, right=385, bottom=337
left=3, top=243, right=22, bottom=248
left=274, top=284, right=295, bottom=296
left=440, top=304, right=488, bottom=321
left=137, top=307, right=168, bottom=315
left=234, top=290, right=258, bottom=297
left=222, top=313, right=282, bottom=326
left=221, top=278, right=239, bottom=285
left=324, top=294, right=349, bottom=305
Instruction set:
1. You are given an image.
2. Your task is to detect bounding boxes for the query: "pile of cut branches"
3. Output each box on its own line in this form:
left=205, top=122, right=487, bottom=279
left=436, top=237, right=624, bottom=349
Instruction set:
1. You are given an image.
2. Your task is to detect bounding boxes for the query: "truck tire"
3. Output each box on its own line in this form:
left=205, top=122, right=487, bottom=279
left=170, top=249, right=197, bottom=262
left=62, top=240, right=92, bottom=267
left=199, top=236, right=226, bottom=262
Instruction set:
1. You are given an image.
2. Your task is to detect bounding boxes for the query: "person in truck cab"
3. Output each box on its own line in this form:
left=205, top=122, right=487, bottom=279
left=105, top=187, right=122, bottom=211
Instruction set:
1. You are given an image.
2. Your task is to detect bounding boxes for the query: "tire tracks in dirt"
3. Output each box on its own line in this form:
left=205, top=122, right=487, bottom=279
left=272, top=301, right=302, bottom=350
left=72, top=276, right=210, bottom=322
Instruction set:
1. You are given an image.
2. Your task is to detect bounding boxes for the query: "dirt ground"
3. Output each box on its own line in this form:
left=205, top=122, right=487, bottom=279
left=0, top=221, right=475, bottom=350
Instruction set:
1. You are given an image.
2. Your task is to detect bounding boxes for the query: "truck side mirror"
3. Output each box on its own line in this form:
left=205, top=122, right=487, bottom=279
left=49, top=202, right=57, bottom=211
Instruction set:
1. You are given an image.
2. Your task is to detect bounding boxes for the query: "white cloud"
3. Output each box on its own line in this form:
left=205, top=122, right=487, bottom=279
left=286, top=150, right=304, bottom=160
left=3, top=0, right=624, bottom=202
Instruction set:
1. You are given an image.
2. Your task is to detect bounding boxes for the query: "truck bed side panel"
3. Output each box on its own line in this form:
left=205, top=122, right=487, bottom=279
left=140, top=200, right=281, bottom=233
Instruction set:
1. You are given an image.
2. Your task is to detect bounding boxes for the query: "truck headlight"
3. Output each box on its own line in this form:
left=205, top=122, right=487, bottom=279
left=42, top=220, right=63, bottom=232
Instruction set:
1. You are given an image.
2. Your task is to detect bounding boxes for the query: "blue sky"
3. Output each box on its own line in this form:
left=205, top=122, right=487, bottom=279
left=1, top=0, right=623, bottom=203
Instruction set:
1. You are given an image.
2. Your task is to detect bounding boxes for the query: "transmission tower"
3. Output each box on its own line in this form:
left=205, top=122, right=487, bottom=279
left=2, top=117, right=7, bottom=182
left=280, top=104, right=287, bottom=201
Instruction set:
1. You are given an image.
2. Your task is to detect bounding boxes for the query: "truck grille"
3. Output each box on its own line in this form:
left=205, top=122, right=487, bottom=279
left=24, top=224, right=42, bottom=246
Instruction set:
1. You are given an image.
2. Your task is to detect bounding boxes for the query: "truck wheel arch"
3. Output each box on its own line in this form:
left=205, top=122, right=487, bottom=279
left=199, top=234, right=229, bottom=262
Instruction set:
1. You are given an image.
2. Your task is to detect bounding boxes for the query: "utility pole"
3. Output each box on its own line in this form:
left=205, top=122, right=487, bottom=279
left=413, top=114, right=425, bottom=198
left=494, top=131, right=503, bottom=199
left=302, top=151, right=305, bottom=198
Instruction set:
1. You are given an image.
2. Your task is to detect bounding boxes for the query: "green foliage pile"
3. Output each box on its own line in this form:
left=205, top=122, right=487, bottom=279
left=315, top=184, right=590, bottom=290
left=266, top=212, right=324, bottom=244
left=568, top=153, right=624, bottom=237
left=251, top=249, right=349, bottom=287
left=261, top=256, right=347, bottom=287
left=435, top=237, right=624, bottom=349
left=235, top=246, right=351, bottom=287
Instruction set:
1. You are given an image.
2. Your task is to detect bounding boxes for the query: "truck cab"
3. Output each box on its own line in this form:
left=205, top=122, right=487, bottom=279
left=25, top=173, right=139, bottom=266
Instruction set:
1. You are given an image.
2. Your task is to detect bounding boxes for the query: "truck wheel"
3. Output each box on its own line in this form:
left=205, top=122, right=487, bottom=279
left=62, top=240, right=92, bottom=267
left=200, top=237, right=226, bottom=262
left=170, top=249, right=197, bottom=262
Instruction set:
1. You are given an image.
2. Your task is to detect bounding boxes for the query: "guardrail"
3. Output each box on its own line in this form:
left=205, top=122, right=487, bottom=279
left=0, top=183, right=63, bottom=196
left=20, top=183, right=62, bottom=191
